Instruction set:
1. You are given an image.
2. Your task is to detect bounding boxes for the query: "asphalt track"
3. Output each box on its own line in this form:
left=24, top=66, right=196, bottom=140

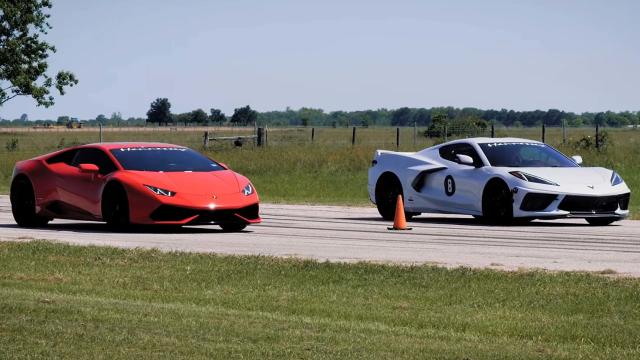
left=0, top=195, right=638, bottom=276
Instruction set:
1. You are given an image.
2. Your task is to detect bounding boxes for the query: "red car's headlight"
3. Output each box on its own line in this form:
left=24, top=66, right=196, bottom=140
left=242, top=183, right=254, bottom=196
left=145, top=185, right=176, bottom=197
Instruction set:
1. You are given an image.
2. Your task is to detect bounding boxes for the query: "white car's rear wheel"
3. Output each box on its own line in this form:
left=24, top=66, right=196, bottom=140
left=375, top=173, right=415, bottom=221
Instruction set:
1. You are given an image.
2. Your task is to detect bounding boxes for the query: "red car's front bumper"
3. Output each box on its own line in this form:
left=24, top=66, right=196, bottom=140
left=125, top=185, right=261, bottom=225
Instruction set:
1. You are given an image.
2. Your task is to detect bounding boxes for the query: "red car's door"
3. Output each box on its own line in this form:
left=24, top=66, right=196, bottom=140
left=56, top=148, right=118, bottom=217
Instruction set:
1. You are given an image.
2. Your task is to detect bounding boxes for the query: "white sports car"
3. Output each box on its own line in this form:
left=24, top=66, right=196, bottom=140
left=368, top=137, right=631, bottom=225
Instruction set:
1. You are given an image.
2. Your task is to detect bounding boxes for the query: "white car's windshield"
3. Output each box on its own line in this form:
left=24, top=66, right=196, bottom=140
left=479, top=142, right=578, bottom=167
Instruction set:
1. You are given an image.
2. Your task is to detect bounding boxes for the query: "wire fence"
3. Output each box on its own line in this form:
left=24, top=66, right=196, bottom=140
left=0, top=124, right=637, bottom=156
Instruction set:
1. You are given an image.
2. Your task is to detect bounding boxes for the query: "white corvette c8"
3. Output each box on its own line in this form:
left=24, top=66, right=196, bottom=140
left=368, top=138, right=630, bottom=225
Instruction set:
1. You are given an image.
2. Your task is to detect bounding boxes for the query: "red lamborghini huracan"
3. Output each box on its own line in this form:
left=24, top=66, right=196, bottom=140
left=10, top=142, right=261, bottom=231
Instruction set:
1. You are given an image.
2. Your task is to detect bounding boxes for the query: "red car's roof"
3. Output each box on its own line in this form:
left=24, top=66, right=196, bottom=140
left=32, top=142, right=187, bottom=161
left=80, top=142, right=185, bottom=150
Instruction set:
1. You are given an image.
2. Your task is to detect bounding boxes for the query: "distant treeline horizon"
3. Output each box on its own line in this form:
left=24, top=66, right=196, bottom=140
left=2, top=106, right=639, bottom=128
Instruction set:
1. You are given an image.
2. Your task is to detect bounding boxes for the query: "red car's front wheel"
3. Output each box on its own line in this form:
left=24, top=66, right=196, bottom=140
left=102, top=183, right=130, bottom=229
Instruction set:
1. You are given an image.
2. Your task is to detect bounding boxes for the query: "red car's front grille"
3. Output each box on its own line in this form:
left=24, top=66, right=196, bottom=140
left=149, top=203, right=259, bottom=224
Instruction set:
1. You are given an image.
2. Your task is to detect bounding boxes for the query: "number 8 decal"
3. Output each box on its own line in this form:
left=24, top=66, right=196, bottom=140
left=444, top=175, right=456, bottom=196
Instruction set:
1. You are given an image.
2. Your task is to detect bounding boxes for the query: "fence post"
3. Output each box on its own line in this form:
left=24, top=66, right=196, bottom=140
left=396, top=127, right=400, bottom=149
left=541, top=123, right=546, bottom=143
left=203, top=131, right=209, bottom=148
left=257, top=127, right=264, bottom=147
left=352, top=126, right=356, bottom=146
left=491, top=124, right=495, bottom=138
left=595, top=124, right=600, bottom=150
left=99, top=123, right=103, bottom=143
left=413, top=122, right=417, bottom=146
left=311, top=127, right=315, bottom=143
left=562, top=119, right=566, bottom=145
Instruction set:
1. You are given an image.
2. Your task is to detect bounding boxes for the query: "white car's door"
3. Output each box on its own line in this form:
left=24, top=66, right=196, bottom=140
left=416, top=143, right=485, bottom=213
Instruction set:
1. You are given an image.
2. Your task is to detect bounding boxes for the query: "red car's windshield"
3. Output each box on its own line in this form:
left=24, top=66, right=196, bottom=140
left=110, top=147, right=224, bottom=172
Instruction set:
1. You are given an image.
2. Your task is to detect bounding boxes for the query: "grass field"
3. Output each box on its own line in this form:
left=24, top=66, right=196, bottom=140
left=1, top=126, right=638, bottom=217
left=1, top=241, right=639, bottom=359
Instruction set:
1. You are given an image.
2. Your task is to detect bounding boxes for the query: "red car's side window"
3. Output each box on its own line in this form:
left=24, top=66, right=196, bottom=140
left=70, top=148, right=118, bottom=176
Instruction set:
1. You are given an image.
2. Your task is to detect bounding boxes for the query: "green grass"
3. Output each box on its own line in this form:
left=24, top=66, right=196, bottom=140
left=1, top=241, right=639, bottom=359
left=1, top=126, right=638, bottom=216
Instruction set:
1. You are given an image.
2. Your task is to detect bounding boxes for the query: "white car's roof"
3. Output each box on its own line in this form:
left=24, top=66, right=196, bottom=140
left=440, top=137, right=542, bottom=145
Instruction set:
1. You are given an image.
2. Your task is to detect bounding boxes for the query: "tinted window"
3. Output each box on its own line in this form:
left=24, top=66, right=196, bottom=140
left=46, top=149, right=78, bottom=165
left=479, top=142, right=578, bottom=167
left=438, top=143, right=483, bottom=167
left=110, top=147, right=224, bottom=172
left=71, top=148, right=118, bottom=175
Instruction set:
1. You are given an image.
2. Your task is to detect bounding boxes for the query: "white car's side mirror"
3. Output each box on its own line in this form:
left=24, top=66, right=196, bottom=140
left=456, top=154, right=475, bottom=166
left=571, top=155, right=583, bottom=165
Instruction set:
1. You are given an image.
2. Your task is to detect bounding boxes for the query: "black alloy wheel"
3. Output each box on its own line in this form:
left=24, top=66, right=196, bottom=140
left=102, top=184, right=130, bottom=229
left=219, top=222, right=248, bottom=232
left=375, top=174, right=415, bottom=221
left=482, top=180, right=513, bottom=224
left=10, top=177, right=50, bottom=227
left=585, top=217, right=617, bottom=226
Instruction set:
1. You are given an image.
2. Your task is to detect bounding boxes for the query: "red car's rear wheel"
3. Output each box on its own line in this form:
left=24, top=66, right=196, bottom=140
left=10, top=176, right=50, bottom=227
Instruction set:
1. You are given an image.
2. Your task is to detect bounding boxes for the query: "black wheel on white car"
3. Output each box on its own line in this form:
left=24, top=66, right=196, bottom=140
left=585, top=217, right=617, bottom=226
left=10, top=176, right=50, bottom=227
left=482, top=179, right=513, bottom=224
left=375, top=173, right=414, bottom=221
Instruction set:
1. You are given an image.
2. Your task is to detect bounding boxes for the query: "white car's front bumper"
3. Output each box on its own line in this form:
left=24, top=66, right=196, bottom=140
left=511, top=186, right=630, bottom=220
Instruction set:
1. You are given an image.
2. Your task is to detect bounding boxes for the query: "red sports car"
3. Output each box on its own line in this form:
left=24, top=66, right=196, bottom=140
left=10, top=142, right=261, bottom=231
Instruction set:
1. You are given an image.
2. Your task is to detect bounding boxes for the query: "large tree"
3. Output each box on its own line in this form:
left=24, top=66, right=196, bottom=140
left=0, top=0, right=78, bottom=107
left=209, top=108, right=226, bottom=124
left=230, top=105, right=257, bottom=126
left=190, top=108, right=208, bottom=125
left=146, top=98, right=172, bottom=126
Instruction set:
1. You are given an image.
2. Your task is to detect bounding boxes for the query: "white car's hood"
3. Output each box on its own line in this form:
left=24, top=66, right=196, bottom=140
left=509, top=167, right=612, bottom=187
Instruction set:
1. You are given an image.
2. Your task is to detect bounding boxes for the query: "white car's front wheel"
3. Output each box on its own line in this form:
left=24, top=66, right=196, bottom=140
left=481, top=179, right=513, bottom=224
left=585, top=217, right=617, bottom=226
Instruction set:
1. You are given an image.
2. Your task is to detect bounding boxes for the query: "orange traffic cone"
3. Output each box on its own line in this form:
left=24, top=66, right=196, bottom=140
left=388, top=195, right=412, bottom=230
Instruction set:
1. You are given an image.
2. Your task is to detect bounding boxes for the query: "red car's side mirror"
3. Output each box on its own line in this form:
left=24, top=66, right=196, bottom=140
left=79, top=163, right=100, bottom=174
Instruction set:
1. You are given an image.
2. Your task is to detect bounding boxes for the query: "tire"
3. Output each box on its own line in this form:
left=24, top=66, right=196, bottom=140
left=10, top=176, right=50, bottom=227
left=375, top=173, right=413, bottom=221
left=219, top=222, right=247, bottom=232
left=101, top=183, right=130, bottom=229
left=482, top=179, right=513, bottom=224
left=586, top=217, right=617, bottom=226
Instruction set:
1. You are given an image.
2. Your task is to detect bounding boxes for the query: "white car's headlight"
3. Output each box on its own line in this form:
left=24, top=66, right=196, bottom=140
left=611, top=171, right=624, bottom=186
left=145, top=185, right=176, bottom=197
left=242, top=183, right=254, bottom=196
left=509, top=171, right=559, bottom=186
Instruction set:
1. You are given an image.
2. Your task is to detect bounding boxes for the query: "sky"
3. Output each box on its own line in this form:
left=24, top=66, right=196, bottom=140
left=1, top=0, right=639, bottom=120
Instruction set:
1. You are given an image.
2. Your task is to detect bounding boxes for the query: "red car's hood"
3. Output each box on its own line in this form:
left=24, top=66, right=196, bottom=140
left=125, top=170, right=242, bottom=195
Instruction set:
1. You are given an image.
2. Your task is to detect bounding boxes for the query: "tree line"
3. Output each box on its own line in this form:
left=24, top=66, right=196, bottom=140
left=258, top=106, right=639, bottom=128
left=2, top=102, right=639, bottom=128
